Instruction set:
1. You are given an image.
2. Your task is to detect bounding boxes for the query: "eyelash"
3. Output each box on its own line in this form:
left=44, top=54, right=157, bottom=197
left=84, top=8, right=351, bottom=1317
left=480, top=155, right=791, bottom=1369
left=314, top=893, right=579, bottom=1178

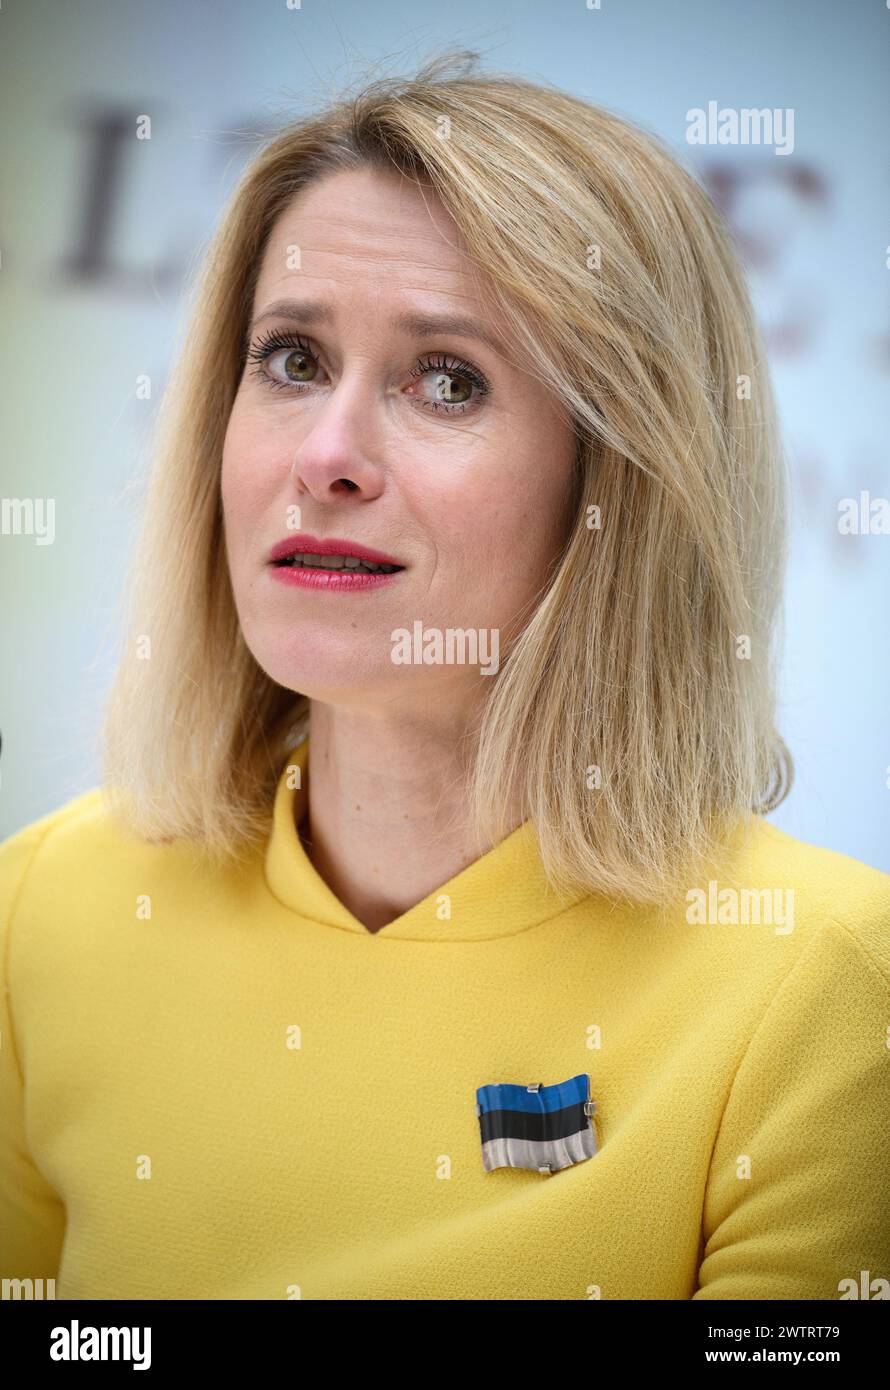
left=243, top=329, right=491, bottom=414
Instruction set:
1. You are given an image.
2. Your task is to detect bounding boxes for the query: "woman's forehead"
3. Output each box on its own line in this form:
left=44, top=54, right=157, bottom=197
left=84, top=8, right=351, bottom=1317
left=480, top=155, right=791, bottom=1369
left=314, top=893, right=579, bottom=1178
left=251, top=169, right=510, bottom=344
left=263, top=166, right=463, bottom=270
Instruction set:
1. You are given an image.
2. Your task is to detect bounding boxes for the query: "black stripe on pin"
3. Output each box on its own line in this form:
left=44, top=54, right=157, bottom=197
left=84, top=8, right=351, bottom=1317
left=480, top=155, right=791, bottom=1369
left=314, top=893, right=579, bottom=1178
left=478, top=1100, right=589, bottom=1144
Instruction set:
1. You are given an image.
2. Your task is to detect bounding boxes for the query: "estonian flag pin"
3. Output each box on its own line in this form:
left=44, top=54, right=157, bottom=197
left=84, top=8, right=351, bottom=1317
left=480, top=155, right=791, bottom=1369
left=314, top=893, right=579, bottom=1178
left=475, top=1072, right=598, bottom=1174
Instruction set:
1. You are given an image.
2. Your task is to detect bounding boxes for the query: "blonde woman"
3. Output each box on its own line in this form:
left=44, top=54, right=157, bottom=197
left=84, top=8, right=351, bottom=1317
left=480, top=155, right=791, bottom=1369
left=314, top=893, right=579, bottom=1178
left=1, top=53, right=888, bottom=1302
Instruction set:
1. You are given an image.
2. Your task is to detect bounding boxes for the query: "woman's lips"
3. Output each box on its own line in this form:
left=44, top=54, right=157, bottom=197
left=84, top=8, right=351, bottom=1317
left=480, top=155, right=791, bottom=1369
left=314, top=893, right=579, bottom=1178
left=267, top=534, right=404, bottom=566
left=269, top=564, right=403, bottom=592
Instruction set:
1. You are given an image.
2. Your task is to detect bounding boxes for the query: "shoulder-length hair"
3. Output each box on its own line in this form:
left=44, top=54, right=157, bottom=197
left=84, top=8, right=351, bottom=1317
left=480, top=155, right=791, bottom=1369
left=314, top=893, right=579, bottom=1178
left=101, top=49, right=792, bottom=904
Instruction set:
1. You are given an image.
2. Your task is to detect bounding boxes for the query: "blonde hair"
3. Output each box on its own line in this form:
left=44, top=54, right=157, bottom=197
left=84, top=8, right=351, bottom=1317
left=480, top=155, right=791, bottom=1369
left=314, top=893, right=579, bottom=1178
left=102, top=49, right=792, bottom=904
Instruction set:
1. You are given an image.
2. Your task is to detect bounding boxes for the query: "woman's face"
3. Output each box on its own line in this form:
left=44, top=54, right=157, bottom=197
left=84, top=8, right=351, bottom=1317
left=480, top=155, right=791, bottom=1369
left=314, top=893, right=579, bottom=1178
left=222, top=164, right=578, bottom=712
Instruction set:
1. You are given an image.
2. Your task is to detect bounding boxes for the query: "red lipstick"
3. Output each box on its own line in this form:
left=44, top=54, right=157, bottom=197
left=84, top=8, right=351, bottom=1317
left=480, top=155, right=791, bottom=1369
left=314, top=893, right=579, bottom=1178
left=267, top=533, right=406, bottom=593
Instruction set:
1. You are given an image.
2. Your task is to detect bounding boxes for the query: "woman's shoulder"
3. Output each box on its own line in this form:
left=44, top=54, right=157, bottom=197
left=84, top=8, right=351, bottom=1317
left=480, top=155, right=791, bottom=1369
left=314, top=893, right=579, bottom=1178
left=0, top=785, right=204, bottom=938
left=0, top=786, right=109, bottom=895
left=0, top=789, right=114, bottom=979
left=692, top=817, right=890, bottom=1299
left=738, top=815, right=890, bottom=980
left=753, top=814, right=890, bottom=882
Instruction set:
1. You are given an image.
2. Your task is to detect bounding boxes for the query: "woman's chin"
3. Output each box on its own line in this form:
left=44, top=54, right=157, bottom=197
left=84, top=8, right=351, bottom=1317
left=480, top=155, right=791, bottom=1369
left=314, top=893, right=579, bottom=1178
left=248, top=648, right=414, bottom=704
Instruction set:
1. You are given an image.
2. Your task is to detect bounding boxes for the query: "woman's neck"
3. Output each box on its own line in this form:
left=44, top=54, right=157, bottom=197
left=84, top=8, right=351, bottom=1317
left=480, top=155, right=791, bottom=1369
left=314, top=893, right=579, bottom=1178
left=296, top=702, right=516, bottom=933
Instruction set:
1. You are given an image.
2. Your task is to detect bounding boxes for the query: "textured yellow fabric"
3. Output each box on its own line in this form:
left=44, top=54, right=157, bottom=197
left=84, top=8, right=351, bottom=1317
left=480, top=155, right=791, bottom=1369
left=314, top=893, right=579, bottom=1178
left=1, top=735, right=888, bottom=1300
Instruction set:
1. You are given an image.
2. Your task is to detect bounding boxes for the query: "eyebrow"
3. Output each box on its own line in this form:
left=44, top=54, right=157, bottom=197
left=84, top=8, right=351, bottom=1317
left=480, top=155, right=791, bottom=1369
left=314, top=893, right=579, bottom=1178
left=244, top=298, right=507, bottom=356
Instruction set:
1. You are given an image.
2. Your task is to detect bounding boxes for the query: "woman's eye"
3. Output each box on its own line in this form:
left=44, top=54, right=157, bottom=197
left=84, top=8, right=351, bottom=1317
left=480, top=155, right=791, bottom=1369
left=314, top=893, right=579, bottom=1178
left=407, top=353, right=490, bottom=414
left=269, top=347, right=319, bottom=385
left=244, top=333, right=490, bottom=414
left=411, top=369, right=474, bottom=408
left=245, top=337, right=320, bottom=389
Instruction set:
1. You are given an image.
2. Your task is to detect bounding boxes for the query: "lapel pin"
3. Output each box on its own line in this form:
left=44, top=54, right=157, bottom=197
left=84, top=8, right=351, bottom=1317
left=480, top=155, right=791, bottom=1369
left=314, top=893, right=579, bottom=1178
left=475, top=1072, right=598, bottom=1174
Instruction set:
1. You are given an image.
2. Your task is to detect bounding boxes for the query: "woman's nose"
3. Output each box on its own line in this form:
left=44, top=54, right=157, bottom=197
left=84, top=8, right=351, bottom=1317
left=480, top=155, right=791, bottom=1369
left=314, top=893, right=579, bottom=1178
left=288, top=374, right=387, bottom=499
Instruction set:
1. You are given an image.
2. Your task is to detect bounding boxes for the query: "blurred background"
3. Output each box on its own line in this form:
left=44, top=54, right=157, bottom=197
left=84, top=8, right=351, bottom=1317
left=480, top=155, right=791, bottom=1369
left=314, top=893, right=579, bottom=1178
left=1, top=0, right=888, bottom=871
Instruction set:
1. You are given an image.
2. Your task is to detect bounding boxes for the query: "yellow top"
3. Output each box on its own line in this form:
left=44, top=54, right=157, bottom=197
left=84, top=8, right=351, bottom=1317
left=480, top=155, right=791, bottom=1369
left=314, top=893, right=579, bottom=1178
left=1, top=735, right=889, bottom=1300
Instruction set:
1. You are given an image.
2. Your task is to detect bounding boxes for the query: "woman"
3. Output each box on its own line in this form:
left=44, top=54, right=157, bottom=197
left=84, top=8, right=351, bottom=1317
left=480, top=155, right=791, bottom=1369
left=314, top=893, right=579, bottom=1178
left=1, top=53, right=888, bottom=1301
